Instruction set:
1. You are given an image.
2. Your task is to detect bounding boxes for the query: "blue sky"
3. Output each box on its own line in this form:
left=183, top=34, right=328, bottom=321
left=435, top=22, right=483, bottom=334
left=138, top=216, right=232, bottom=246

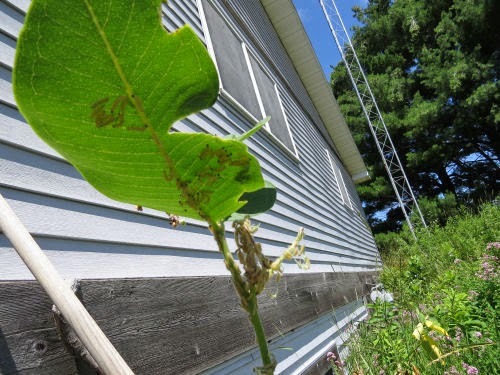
left=292, top=0, right=368, bottom=78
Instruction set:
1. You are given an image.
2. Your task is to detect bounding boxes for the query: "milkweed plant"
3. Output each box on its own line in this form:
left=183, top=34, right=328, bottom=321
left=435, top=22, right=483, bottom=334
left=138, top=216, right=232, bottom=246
left=12, top=0, right=309, bottom=373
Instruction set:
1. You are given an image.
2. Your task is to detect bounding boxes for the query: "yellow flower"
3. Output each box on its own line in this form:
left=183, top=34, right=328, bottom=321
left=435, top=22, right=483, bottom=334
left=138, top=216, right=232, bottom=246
left=425, top=318, right=448, bottom=336
left=412, top=323, right=424, bottom=340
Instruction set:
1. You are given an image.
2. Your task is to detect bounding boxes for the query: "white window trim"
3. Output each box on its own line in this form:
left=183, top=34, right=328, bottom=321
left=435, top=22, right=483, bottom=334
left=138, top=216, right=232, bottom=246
left=196, top=0, right=299, bottom=160
left=274, top=83, right=298, bottom=156
left=326, top=149, right=353, bottom=209
left=243, top=45, right=299, bottom=159
left=242, top=43, right=267, bottom=122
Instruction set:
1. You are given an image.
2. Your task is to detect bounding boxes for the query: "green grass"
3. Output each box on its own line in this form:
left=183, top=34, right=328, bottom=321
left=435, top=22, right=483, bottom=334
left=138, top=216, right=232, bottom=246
left=330, top=203, right=500, bottom=375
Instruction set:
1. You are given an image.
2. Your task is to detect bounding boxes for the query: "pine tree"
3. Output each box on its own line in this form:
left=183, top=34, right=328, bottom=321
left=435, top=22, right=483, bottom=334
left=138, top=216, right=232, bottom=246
left=331, top=0, right=500, bottom=232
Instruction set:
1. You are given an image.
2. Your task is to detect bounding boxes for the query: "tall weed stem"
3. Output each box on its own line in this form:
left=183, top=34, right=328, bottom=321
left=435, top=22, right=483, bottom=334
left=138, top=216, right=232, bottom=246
left=210, top=221, right=275, bottom=374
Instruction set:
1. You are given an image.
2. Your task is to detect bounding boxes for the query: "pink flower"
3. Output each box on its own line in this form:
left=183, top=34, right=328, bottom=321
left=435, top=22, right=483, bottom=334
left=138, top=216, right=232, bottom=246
left=462, top=363, right=479, bottom=374
left=467, top=290, right=479, bottom=300
left=418, top=304, right=429, bottom=313
left=474, top=331, right=482, bottom=338
left=428, top=330, right=440, bottom=340
left=326, top=351, right=336, bottom=361
left=486, top=242, right=500, bottom=250
left=475, top=254, right=499, bottom=280
left=454, top=258, right=462, bottom=264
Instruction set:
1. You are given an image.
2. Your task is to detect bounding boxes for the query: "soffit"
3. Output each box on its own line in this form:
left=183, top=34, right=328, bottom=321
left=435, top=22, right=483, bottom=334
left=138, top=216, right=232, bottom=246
left=260, top=0, right=369, bottom=183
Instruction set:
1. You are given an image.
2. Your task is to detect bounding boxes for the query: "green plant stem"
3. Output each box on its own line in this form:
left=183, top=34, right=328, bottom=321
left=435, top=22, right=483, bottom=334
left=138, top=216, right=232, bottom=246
left=210, top=221, right=274, bottom=373
left=210, top=221, right=248, bottom=300
left=247, top=288, right=274, bottom=372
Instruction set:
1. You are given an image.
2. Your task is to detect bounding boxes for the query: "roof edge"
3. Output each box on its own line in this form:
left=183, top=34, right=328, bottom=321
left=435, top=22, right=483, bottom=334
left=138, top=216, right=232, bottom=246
left=261, top=0, right=369, bottom=182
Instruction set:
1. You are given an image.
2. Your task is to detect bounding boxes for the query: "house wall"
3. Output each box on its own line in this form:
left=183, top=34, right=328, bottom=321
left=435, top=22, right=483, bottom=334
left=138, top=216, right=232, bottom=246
left=0, top=0, right=379, bottom=281
left=0, top=0, right=380, bottom=373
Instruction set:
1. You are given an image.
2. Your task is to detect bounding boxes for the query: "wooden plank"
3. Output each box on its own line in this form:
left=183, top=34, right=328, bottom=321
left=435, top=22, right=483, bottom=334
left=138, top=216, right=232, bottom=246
left=0, top=271, right=377, bottom=374
left=0, top=281, right=78, bottom=375
left=0, top=192, right=134, bottom=375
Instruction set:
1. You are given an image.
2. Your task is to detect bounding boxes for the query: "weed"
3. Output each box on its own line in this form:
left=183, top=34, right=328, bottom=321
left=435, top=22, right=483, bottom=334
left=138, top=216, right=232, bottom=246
left=331, top=203, right=500, bottom=375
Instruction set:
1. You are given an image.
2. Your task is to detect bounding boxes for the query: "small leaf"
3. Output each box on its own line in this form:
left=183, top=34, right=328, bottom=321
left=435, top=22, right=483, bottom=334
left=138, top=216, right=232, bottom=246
left=14, top=0, right=265, bottom=222
left=227, top=181, right=276, bottom=221
left=224, top=116, right=270, bottom=141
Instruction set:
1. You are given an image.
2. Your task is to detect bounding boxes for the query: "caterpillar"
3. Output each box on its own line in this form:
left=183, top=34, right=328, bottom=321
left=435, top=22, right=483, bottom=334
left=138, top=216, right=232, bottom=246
left=91, top=95, right=145, bottom=131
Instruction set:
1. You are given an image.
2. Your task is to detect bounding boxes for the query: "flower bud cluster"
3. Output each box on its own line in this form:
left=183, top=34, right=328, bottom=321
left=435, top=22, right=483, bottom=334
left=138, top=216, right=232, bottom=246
left=233, top=219, right=309, bottom=298
left=234, top=219, right=272, bottom=296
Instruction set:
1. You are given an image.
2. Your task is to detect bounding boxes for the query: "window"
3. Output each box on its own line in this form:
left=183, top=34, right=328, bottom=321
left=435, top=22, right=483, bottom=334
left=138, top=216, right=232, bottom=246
left=248, top=55, right=296, bottom=151
left=199, top=0, right=297, bottom=155
left=200, top=0, right=261, bottom=117
left=326, top=150, right=352, bottom=209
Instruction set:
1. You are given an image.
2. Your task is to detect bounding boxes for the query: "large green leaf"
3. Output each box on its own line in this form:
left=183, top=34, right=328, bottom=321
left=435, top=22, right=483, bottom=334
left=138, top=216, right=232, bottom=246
left=13, top=0, right=265, bottom=222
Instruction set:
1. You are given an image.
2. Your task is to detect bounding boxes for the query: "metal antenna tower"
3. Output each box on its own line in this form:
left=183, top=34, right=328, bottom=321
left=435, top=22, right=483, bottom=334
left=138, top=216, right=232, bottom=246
left=319, top=0, right=426, bottom=237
